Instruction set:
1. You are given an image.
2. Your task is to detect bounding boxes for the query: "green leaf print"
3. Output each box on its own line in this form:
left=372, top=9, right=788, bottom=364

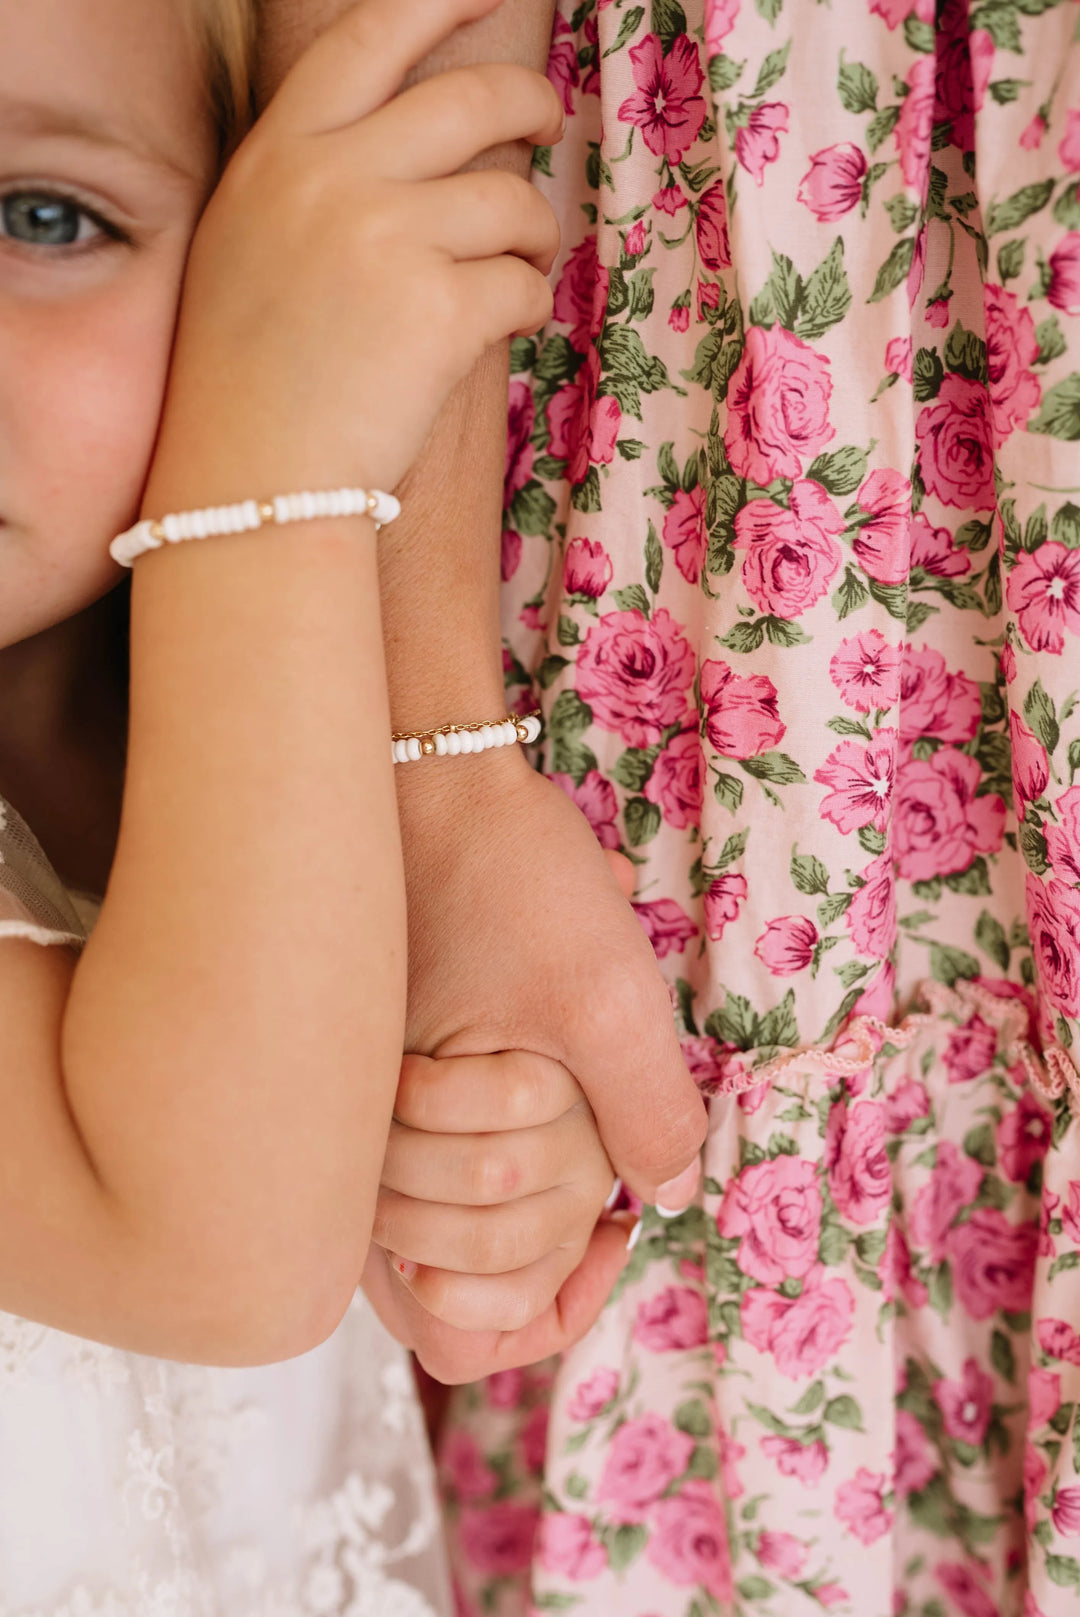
left=598, top=327, right=672, bottom=418
left=738, top=1578, right=777, bottom=1602
left=1029, top=373, right=1080, bottom=440
left=645, top=521, right=663, bottom=592
left=869, top=236, right=916, bottom=302
left=708, top=54, right=745, bottom=93
left=1051, top=502, right=1080, bottom=547
left=976, top=910, right=1011, bottom=971
left=604, top=1523, right=648, bottom=1572
left=1020, top=819, right=1050, bottom=875
left=833, top=566, right=870, bottom=618
left=740, top=751, right=807, bottom=784
left=963, top=1122, right=997, bottom=1167
left=754, top=0, right=784, bottom=21
left=571, top=467, right=602, bottom=513
left=1046, top=1556, right=1080, bottom=1589
left=985, top=179, right=1055, bottom=236
left=912, top=346, right=945, bottom=402
left=650, top=0, right=687, bottom=51
left=928, top=943, right=980, bottom=985
left=866, top=104, right=901, bottom=154
left=613, top=583, right=651, bottom=616
left=713, top=771, right=745, bottom=813
left=674, top=1399, right=712, bottom=1437
left=719, top=620, right=766, bottom=653
left=509, top=480, right=556, bottom=537
left=944, top=321, right=988, bottom=382
left=990, top=1328, right=1016, bottom=1384
left=818, top=891, right=853, bottom=926
left=1024, top=678, right=1060, bottom=754
left=759, top=989, right=799, bottom=1048
left=996, top=238, right=1026, bottom=283
left=837, top=57, right=878, bottom=114
left=796, top=239, right=852, bottom=342
left=1053, top=178, right=1080, bottom=230
left=708, top=990, right=760, bottom=1049
left=791, top=848, right=830, bottom=894
left=824, top=1395, right=865, bottom=1430
left=602, top=5, right=644, bottom=59
left=753, top=41, right=792, bottom=98
left=763, top=250, right=803, bottom=329
left=536, top=654, right=571, bottom=689
left=1034, top=314, right=1068, bottom=366
left=623, top=796, right=661, bottom=846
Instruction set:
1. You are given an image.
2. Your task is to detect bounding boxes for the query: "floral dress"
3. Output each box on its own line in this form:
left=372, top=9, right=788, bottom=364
left=438, top=1, right=1080, bottom=1613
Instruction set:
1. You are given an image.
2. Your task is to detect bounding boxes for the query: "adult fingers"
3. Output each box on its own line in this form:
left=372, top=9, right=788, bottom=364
left=374, top=1182, right=602, bottom=1274
left=350, top=64, right=563, bottom=182
left=602, top=848, right=637, bottom=902
left=451, top=255, right=554, bottom=343
left=395, top=1050, right=584, bottom=1134
left=381, top=1102, right=609, bottom=1205
left=264, top=0, right=502, bottom=135
left=417, top=171, right=560, bottom=272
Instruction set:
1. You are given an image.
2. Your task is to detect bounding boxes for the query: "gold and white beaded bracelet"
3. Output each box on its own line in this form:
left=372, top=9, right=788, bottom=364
left=110, top=486, right=401, bottom=568
left=391, top=711, right=542, bottom=764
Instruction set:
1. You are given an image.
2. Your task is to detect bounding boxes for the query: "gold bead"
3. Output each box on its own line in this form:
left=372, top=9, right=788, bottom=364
left=148, top=521, right=164, bottom=542
left=420, top=737, right=437, bottom=756
left=366, top=493, right=379, bottom=513
left=259, top=501, right=275, bottom=523
left=515, top=722, right=530, bottom=743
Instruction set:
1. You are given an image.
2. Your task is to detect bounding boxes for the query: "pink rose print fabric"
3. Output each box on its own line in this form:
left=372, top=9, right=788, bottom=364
left=440, top=1, right=1080, bottom=1613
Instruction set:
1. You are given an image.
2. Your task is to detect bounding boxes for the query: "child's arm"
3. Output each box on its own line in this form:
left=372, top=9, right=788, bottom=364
left=0, top=0, right=563, bottom=1367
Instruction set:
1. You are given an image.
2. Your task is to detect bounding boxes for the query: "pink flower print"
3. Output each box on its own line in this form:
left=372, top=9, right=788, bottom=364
left=647, top=1479, right=733, bottom=1601
left=910, top=512, right=971, bottom=578
left=645, top=730, right=705, bottom=830
left=893, top=748, right=1005, bottom=882
left=947, top=1208, right=1037, bottom=1321
left=825, top=1101, right=891, bottom=1227
left=546, top=13, right=579, bottom=114
left=1021, top=112, right=1048, bottom=151
left=755, top=915, right=818, bottom=976
left=1027, top=874, right=1080, bottom=1016
left=567, top=1367, right=619, bottom=1421
left=984, top=284, right=1041, bottom=444
left=899, top=645, right=981, bottom=746
left=895, top=53, right=936, bottom=188
left=698, top=279, right=721, bottom=321
left=1061, top=1179, right=1080, bottom=1248
left=595, top=1414, right=695, bottom=1522
left=695, top=181, right=731, bottom=270
left=1001, top=639, right=1017, bottom=684
left=736, top=102, right=789, bottom=185
left=501, top=528, right=522, bottom=582
left=633, top=1285, right=708, bottom=1351
left=521, top=1404, right=549, bottom=1472
left=538, top=1514, right=606, bottom=1581
left=761, top=1433, right=829, bottom=1484
left=725, top=325, right=834, bottom=484
left=633, top=898, right=699, bottom=960
left=880, top=1221, right=928, bottom=1307
left=705, top=0, right=740, bottom=54
left=934, top=1563, right=998, bottom=1617
left=486, top=1368, right=524, bottom=1408
left=552, top=236, right=607, bottom=352
left=815, top=733, right=896, bottom=835
left=459, top=1502, right=539, bottom=1575
left=1053, top=1487, right=1080, bottom=1535
left=617, top=34, right=706, bottom=164
left=548, top=347, right=621, bottom=488
left=718, top=1426, right=745, bottom=1499
left=885, top=335, right=913, bottom=382
left=663, top=484, right=707, bottom=583
left=1061, top=109, right=1080, bottom=171
left=718, top=1155, right=823, bottom=1284
left=505, top=382, right=535, bottom=510
left=624, top=219, right=646, bottom=259
left=1006, top=543, right=1080, bottom=653
left=1028, top=1366, right=1062, bottom=1430
left=742, top=1268, right=855, bottom=1379
left=885, top=1077, right=930, bottom=1133
left=735, top=479, right=843, bottom=617
left=835, top=1469, right=893, bottom=1545
left=1048, top=232, right=1080, bottom=316
left=942, top=1014, right=998, bottom=1084
left=813, top=1585, right=849, bottom=1610
left=854, top=956, right=894, bottom=1018
left=1047, top=785, right=1080, bottom=886
left=704, top=872, right=748, bottom=940
left=908, top=1140, right=983, bottom=1262
left=680, top=1035, right=727, bottom=1088
left=798, top=143, right=868, bottom=221
left=551, top=770, right=620, bottom=851
left=653, top=184, right=688, bottom=215
left=563, top=537, right=613, bottom=599
left=935, top=26, right=995, bottom=153
left=830, top=629, right=902, bottom=713
left=669, top=301, right=690, bottom=333
left=1038, top=1317, right=1080, bottom=1365
left=757, top=1530, right=808, bottom=1578
left=872, top=0, right=933, bottom=24
left=580, top=12, right=600, bottom=96
left=934, top=1357, right=993, bottom=1447
left=916, top=375, right=995, bottom=510
left=846, top=853, right=896, bottom=959
left=1010, top=713, right=1050, bottom=818
left=1025, top=1440, right=1049, bottom=1530
left=700, top=658, right=785, bottom=758
left=997, top=1090, right=1051, bottom=1183
left=442, top=1431, right=497, bottom=1501
left=926, top=296, right=951, bottom=329
left=576, top=607, right=694, bottom=747
left=894, top=1409, right=937, bottom=1498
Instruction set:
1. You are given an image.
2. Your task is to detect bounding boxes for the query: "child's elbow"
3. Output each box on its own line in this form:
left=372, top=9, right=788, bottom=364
left=158, top=1251, right=364, bottom=1367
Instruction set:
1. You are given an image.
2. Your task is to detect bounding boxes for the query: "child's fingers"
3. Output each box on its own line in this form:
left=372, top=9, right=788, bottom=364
left=395, top=1050, right=584, bottom=1134
left=374, top=1181, right=602, bottom=1275
left=418, top=172, right=560, bottom=272
left=603, top=848, right=637, bottom=902
left=381, top=1102, right=611, bottom=1205
left=354, top=65, right=564, bottom=183
left=389, top=1237, right=591, bottom=1334
left=263, top=0, right=502, bottom=135
left=453, top=255, right=555, bottom=343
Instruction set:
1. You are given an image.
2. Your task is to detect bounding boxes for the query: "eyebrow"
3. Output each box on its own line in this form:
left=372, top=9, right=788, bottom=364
left=0, top=97, right=203, bottom=184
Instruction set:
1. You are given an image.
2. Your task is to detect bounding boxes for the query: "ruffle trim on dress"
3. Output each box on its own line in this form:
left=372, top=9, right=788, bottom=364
left=706, top=978, right=1080, bottom=1107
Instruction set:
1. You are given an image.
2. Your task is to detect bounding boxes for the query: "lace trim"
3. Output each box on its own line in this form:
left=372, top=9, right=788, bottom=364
left=708, top=978, right=1079, bottom=1107
left=0, top=920, right=83, bottom=949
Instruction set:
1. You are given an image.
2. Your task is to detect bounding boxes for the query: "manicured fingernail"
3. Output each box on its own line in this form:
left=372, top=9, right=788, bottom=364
left=626, top=1218, right=643, bottom=1252
left=654, top=1160, right=701, bottom=1218
left=391, top=1255, right=417, bottom=1283
left=604, top=1176, right=623, bottom=1212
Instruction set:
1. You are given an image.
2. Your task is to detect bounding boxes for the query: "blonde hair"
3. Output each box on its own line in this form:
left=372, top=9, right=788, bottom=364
left=184, top=0, right=258, bottom=157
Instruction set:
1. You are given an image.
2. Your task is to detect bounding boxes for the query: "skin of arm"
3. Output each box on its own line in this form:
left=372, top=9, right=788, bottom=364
left=259, top=0, right=709, bottom=1383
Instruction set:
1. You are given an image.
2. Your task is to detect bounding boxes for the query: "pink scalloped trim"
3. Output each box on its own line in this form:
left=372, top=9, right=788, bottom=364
left=709, top=978, right=1080, bottom=1106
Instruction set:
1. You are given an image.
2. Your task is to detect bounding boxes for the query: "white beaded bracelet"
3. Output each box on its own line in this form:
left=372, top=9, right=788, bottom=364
left=391, top=711, right=541, bottom=764
left=110, top=486, right=401, bottom=567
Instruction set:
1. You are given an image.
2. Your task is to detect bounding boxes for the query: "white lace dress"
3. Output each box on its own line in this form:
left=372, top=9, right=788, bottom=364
left=0, top=797, right=452, bottom=1617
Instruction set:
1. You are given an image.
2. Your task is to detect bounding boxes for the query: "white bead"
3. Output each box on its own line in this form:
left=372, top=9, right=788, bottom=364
left=370, top=490, right=401, bottom=526
left=191, top=509, right=207, bottom=538
left=479, top=725, right=494, bottom=749
left=524, top=715, right=542, bottom=743
left=460, top=731, right=476, bottom=754
left=503, top=721, right=517, bottom=745
left=299, top=491, right=314, bottom=520
left=162, top=514, right=182, bottom=543
left=273, top=495, right=289, bottom=525
left=446, top=731, right=461, bottom=756
left=244, top=500, right=261, bottom=529
left=491, top=726, right=505, bottom=748
left=406, top=737, right=422, bottom=762
left=434, top=732, right=448, bottom=755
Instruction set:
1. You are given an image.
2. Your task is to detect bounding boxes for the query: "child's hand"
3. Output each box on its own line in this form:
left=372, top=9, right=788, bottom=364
left=372, top=1050, right=632, bottom=1334
left=148, top=0, right=563, bottom=506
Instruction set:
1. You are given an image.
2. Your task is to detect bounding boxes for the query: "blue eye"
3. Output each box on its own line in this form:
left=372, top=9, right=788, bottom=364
left=1, top=191, right=102, bottom=247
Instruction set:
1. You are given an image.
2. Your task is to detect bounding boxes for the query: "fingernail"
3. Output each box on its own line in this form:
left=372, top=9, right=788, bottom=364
left=391, top=1255, right=417, bottom=1283
left=626, top=1217, right=643, bottom=1251
left=603, top=1176, right=623, bottom=1212
left=654, top=1160, right=701, bottom=1218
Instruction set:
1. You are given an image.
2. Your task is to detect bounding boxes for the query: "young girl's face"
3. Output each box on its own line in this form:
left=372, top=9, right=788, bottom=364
left=0, top=0, right=218, bottom=650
